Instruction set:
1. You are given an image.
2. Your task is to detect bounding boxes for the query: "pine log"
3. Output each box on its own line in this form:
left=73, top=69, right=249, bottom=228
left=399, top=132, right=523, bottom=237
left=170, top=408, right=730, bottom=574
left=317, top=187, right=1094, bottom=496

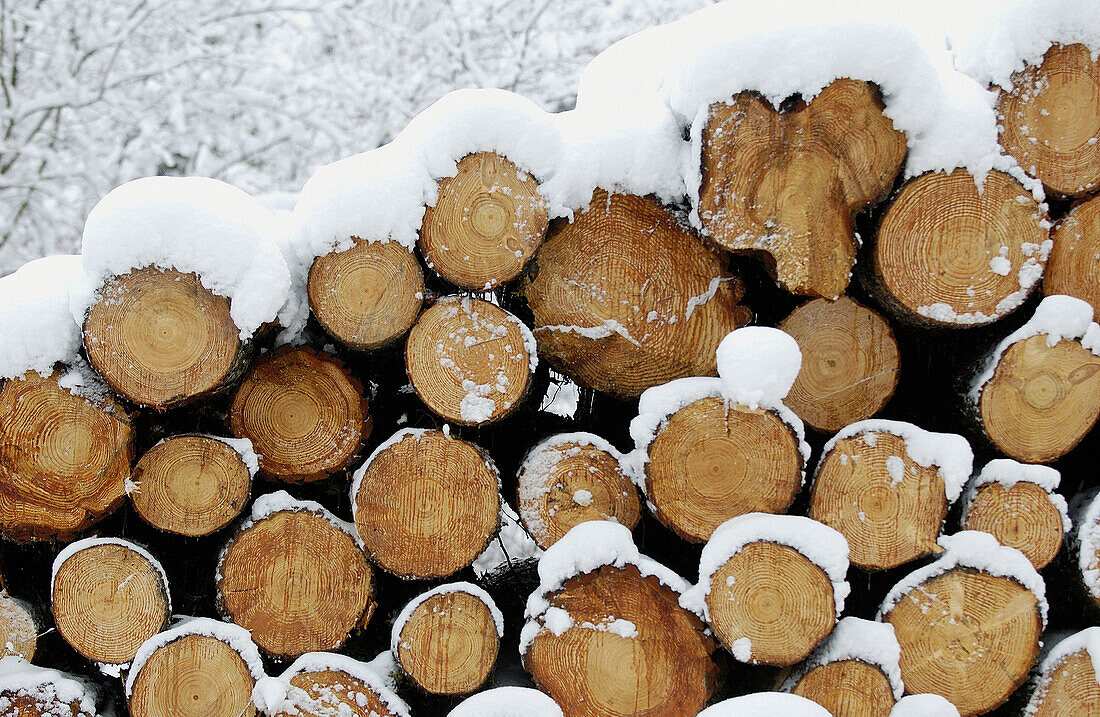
left=419, top=151, right=548, bottom=289
left=0, top=658, right=100, bottom=717
left=779, top=297, right=899, bottom=433
left=51, top=539, right=170, bottom=667
left=308, top=238, right=425, bottom=350
left=216, top=499, right=375, bottom=658
left=522, top=564, right=718, bottom=717
left=351, top=429, right=500, bottom=579
left=809, top=431, right=947, bottom=570
left=0, top=370, right=133, bottom=542
left=870, top=169, right=1049, bottom=326
left=393, top=586, right=500, bottom=695
left=962, top=481, right=1065, bottom=570
left=520, top=189, right=749, bottom=399
left=883, top=569, right=1042, bottom=716
left=83, top=266, right=250, bottom=409
left=698, top=79, right=906, bottom=298
left=0, top=592, right=37, bottom=661
left=405, top=296, right=534, bottom=425
left=791, top=661, right=894, bottom=717
left=130, top=435, right=252, bottom=537
left=997, top=43, right=1100, bottom=197
left=643, top=396, right=803, bottom=543
left=516, top=434, right=641, bottom=550
left=260, top=652, right=409, bottom=717
left=1045, top=193, right=1100, bottom=316
left=230, top=345, right=369, bottom=482
left=1026, top=630, right=1100, bottom=716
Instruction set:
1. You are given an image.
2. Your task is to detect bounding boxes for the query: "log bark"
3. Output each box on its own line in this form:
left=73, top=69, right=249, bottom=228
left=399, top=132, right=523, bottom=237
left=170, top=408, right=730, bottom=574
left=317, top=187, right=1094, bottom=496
left=790, top=660, right=895, bottom=717
left=308, top=238, right=425, bottom=351
left=129, top=435, right=252, bottom=537
left=522, top=564, right=718, bottom=717
left=83, top=266, right=250, bottom=409
left=1026, top=637, right=1100, bottom=715
left=643, top=397, right=803, bottom=543
left=520, top=189, right=749, bottom=399
left=216, top=506, right=375, bottom=659
left=405, top=296, right=534, bottom=425
left=0, top=370, right=133, bottom=542
left=779, top=297, right=899, bottom=433
left=809, top=431, right=947, bottom=571
left=394, top=588, right=500, bottom=694
left=128, top=633, right=257, bottom=717
left=1045, top=193, right=1100, bottom=316
left=870, top=169, right=1049, bottom=327
left=997, top=43, right=1100, bottom=198
left=0, top=591, right=37, bottom=661
left=516, top=435, right=641, bottom=550
left=883, top=569, right=1042, bottom=716
left=230, top=345, right=369, bottom=482
left=698, top=79, right=906, bottom=298
left=962, top=481, right=1065, bottom=570
left=351, top=430, right=500, bottom=579
left=419, top=151, right=548, bottom=289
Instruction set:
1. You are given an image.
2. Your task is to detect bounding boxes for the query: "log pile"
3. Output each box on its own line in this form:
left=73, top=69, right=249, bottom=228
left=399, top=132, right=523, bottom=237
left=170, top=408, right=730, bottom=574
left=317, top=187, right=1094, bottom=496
left=3, top=9, right=1100, bottom=717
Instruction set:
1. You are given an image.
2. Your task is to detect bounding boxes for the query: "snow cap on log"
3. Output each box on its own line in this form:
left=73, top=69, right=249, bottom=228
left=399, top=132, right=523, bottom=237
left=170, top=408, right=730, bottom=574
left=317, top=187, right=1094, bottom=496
left=782, top=616, right=904, bottom=699
left=390, top=581, right=504, bottom=655
left=0, top=655, right=100, bottom=716
left=696, top=692, right=831, bottom=716
left=251, top=651, right=410, bottom=717
left=961, top=459, right=1071, bottom=532
left=889, top=693, right=961, bottom=717
left=1074, top=490, right=1100, bottom=605
left=74, top=176, right=290, bottom=340
left=447, top=686, right=564, bottom=717
left=1026, top=626, right=1100, bottom=714
left=0, top=255, right=84, bottom=380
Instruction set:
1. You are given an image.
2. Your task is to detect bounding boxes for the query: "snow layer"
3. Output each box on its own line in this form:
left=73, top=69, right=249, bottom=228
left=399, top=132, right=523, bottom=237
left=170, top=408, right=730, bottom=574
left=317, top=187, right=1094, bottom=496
left=472, top=501, right=543, bottom=578
left=125, top=616, right=266, bottom=697
left=0, top=255, right=84, bottom=380
left=962, top=459, right=1071, bottom=532
left=1027, top=627, right=1100, bottom=713
left=879, top=530, right=1048, bottom=626
left=781, top=617, right=904, bottom=699
left=208, top=435, right=261, bottom=477
left=891, top=693, right=962, bottom=717
left=252, top=651, right=410, bottom=717
left=1074, top=489, right=1100, bottom=603
left=447, top=686, right=564, bottom=717
left=51, top=537, right=171, bottom=616
left=390, top=582, right=504, bottom=655
left=696, top=692, right=831, bottom=716
left=0, top=656, right=98, bottom=716
left=821, top=420, right=974, bottom=502
left=970, top=295, right=1100, bottom=403
left=715, top=327, right=802, bottom=409
left=73, top=176, right=290, bottom=340
left=681, top=513, right=850, bottom=620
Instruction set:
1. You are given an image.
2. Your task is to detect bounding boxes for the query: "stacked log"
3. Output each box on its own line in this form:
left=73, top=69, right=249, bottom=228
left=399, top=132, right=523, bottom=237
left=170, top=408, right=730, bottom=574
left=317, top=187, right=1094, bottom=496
left=1046, top=194, right=1100, bottom=315
left=252, top=652, right=410, bottom=717
left=1025, top=627, right=1100, bottom=715
left=0, top=593, right=36, bottom=661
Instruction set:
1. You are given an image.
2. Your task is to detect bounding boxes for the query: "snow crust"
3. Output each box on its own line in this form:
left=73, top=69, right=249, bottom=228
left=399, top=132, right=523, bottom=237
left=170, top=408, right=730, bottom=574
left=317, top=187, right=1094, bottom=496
left=970, top=295, right=1100, bottom=403
left=879, top=530, right=1048, bottom=626
left=390, top=582, right=504, bottom=656
left=447, top=686, right=564, bottom=717
left=1028, top=627, right=1100, bottom=713
left=125, top=616, right=266, bottom=697
left=72, top=176, right=290, bottom=340
left=891, top=693, right=962, bottom=717
left=472, top=501, right=543, bottom=578
left=0, top=255, right=84, bottom=380
left=0, top=656, right=98, bottom=716
left=715, top=327, right=802, bottom=409
left=1074, top=489, right=1100, bottom=603
left=781, top=617, right=904, bottom=699
left=252, top=651, right=410, bottom=717
left=51, top=537, right=171, bottom=618
left=681, top=513, right=850, bottom=621
left=821, top=420, right=974, bottom=502
left=696, top=692, right=831, bottom=716
left=962, top=459, right=1071, bottom=532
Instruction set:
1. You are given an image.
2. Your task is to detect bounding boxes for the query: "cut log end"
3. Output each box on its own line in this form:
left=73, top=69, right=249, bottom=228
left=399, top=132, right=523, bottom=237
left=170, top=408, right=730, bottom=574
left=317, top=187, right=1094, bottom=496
left=780, top=297, right=899, bottom=433
left=52, top=542, right=170, bottom=666
left=308, top=238, right=425, bottom=351
left=1045, top=193, right=1100, bottom=316
left=524, top=564, right=718, bottom=717
left=130, top=435, right=251, bottom=537
left=517, top=438, right=641, bottom=550
left=0, top=592, right=37, bottom=661
left=705, top=542, right=835, bottom=666
left=809, top=431, right=947, bottom=571
left=885, top=568, right=1042, bottom=716
left=275, top=669, right=405, bottom=717
left=83, top=266, right=247, bottom=409
left=0, top=370, right=133, bottom=542
left=699, top=79, right=906, bottom=298
left=979, top=334, right=1100, bottom=463
left=962, top=482, right=1064, bottom=569
left=419, top=151, right=548, bottom=289
left=646, top=397, right=803, bottom=543
left=790, top=659, right=897, bottom=717
left=128, top=634, right=257, bottom=717
left=998, top=43, right=1100, bottom=198
left=217, top=510, right=374, bottom=659
left=872, top=169, right=1049, bottom=326
left=396, top=590, right=500, bottom=695
left=353, top=430, right=500, bottom=579
left=1028, top=649, right=1100, bottom=716
left=405, top=296, right=533, bottom=425
left=230, top=346, right=369, bottom=482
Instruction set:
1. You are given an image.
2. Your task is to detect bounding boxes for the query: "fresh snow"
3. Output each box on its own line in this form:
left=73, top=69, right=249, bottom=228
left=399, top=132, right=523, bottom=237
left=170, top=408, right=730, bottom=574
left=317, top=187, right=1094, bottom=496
left=714, top=326, right=802, bottom=409
left=820, top=420, right=974, bottom=502
left=890, top=693, right=962, bottom=717
left=447, top=686, right=564, bottom=717
left=251, top=651, right=410, bottom=717
left=696, top=692, right=832, bottom=716
left=472, top=501, right=543, bottom=578
left=1027, top=627, right=1100, bottom=714
left=51, top=537, right=171, bottom=618
left=781, top=617, right=904, bottom=699
left=0, top=656, right=99, bottom=716
left=540, top=373, right=581, bottom=418
left=961, top=459, right=1071, bottom=532
left=207, top=435, right=261, bottom=477
left=1073, top=489, right=1100, bottom=603
left=879, top=530, right=1048, bottom=626
left=390, top=582, right=504, bottom=656
left=681, top=513, right=850, bottom=621
left=0, top=255, right=84, bottom=380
